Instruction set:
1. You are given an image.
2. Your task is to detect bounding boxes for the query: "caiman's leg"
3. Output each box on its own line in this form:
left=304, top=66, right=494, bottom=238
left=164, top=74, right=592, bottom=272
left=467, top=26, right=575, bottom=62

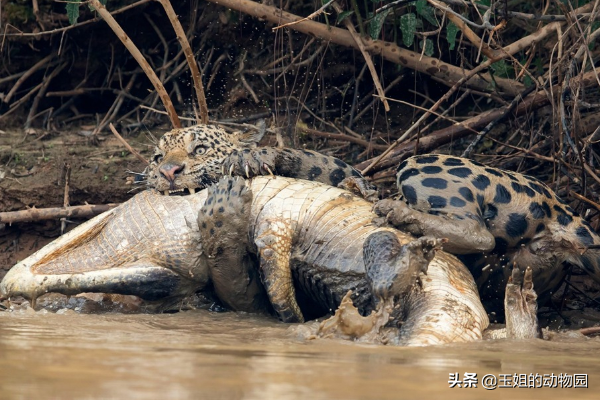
left=363, top=231, right=442, bottom=300
left=198, top=176, right=270, bottom=313
left=222, top=147, right=362, bottom=187
left=338, top=176, right=379, bottom=203
left=373, top=199, right=495, bottom=254
left=504, top=266, right=541, bottom=339
left=254, top=217, right=304, bottom=323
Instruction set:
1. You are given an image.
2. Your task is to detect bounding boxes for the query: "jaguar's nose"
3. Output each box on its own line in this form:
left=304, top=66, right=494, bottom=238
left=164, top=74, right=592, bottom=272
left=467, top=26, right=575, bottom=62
left=159, top=163, right=184, bottom=183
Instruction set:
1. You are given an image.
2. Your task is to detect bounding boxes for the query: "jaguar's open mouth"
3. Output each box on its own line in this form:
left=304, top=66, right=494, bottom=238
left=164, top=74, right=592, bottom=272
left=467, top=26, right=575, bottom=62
left=162, top=187, right=198, bottom=196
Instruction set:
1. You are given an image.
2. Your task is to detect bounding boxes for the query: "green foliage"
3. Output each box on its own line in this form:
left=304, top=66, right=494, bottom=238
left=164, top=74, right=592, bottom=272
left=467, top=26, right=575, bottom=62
left=400, top=13, right=417, bottom=47
left=446, top=21, right=459, bottom=50
left=337, top=10, right=354, bottom=25
left=369, top=8, right=392, bottom=39
left=415, top=0, right=438, bottom=27
left=491, top=60, right=513, bottom=78
left=420, top=38, right=434, bottom=57
left=67, top=0, right=108, bottom=26
left=66, top=0, right=81, bottom=25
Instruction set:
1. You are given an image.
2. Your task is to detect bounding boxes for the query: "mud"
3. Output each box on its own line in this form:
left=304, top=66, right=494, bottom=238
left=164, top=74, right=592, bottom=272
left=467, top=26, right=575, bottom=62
left=0, top=129, right=152, bottom=280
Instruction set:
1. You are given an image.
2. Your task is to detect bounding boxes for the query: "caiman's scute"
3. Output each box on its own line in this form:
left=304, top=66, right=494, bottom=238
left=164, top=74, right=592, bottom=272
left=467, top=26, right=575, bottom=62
left=1, top=177, right=490, bottom=346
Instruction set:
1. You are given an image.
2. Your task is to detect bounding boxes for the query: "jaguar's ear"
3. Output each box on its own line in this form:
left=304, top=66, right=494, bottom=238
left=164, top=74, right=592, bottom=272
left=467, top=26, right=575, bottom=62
left=237, top=119, right=266, bottom=148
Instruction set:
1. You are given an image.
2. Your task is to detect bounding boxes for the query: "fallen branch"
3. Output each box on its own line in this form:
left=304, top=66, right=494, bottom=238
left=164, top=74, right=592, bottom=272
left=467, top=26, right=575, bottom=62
left=25, top=62, right=67, bottom=130
left=0, top=204, right=119, bottom=225
left=205, top=0, right=522, bottom=96
left=355, top=84, right=556, bottom=175
left=462, top=85, right=537, bottom=157
left=3, top=53, right=55, bottom=104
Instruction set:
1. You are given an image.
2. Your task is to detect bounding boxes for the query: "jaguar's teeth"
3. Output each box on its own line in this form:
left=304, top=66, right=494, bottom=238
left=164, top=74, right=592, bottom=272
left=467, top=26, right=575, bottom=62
left=188, top=188, right=196, bottom=194
left=163, top=190, right=169, bottom=196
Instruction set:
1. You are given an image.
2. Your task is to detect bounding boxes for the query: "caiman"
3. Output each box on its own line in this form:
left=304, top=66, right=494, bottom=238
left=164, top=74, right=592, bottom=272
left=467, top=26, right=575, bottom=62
left=0, top=176, right=494, bottom=346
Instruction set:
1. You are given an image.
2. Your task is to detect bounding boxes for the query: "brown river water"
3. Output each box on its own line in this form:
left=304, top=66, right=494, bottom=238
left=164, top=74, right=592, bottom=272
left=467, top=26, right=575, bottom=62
left=1, top=309, right=599, bottom=399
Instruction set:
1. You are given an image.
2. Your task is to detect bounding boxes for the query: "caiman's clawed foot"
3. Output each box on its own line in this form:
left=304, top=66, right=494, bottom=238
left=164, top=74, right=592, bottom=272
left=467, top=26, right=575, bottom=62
left=364, top=232, right=442, bottom=300
left=505, top=266, right=541, bottom=339
left=317, top=290, right=392, bottom=342
left=198, top=176, right=270, bottom=314
left=337, top=177, right=379, bottom=203
left=373, top=199, right=421, bottom=232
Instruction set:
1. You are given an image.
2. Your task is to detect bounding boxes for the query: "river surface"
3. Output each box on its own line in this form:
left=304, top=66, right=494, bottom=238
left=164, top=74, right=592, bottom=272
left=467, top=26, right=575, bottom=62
left=0, top=309, right=598, bottom=399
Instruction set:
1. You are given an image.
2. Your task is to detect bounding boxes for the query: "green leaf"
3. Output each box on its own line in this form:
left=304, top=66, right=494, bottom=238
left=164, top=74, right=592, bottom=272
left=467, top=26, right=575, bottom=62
left=336, top=10, right=354, bottom=25
left=446, top=21, right=459, bottom=50
left=400, top=13, right=417, bottom=47
left=420, top=38, right=434, bottom=57
left=491, top=60, right=512, bottom=78
left=415, top=0, right=438, bottom=27
left=66, top=0, right=81, bottom=25
left=369, top=8, right=391, bottom=39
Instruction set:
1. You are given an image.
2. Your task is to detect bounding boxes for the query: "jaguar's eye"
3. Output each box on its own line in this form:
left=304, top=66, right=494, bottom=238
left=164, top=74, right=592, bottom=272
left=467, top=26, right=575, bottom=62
left=193, top=145, right=207, bottom=156
left=153, top=154, right=163, bottom=164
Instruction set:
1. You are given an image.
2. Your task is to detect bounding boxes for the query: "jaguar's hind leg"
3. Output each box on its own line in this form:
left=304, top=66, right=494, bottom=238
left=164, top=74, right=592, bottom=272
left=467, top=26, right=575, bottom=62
left=338, top=176, right=379, bottom=202
left=198, top=176, right=270, bottom=314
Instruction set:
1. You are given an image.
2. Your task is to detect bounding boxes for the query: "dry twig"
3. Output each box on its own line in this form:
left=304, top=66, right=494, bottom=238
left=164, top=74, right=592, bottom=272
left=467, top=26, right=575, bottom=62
left=0, top=204, right=119, bottom=224
left=109, top=123, right=149, bottom=165
left=89, top=0, right=181, bottom=128
left=158, top=0, right=209, bottom=124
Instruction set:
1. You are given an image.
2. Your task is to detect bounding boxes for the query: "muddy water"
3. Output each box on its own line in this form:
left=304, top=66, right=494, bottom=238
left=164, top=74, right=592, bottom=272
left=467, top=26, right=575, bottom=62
left=1, top=310, right=599, bottom=400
